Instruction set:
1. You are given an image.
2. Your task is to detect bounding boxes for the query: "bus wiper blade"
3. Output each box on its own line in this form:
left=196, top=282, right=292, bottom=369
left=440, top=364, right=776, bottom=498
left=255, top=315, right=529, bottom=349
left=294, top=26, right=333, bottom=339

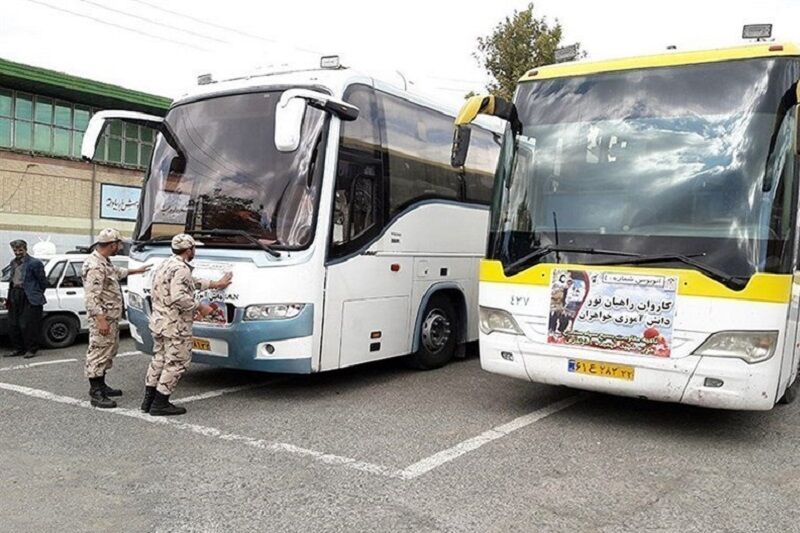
left=132, top=235, right=174, bottom=251
left=504, top=245, right=643, bottom=276
left=185, top=229, right=280, bottom=258
left=590, top=253, right=747, bottom=290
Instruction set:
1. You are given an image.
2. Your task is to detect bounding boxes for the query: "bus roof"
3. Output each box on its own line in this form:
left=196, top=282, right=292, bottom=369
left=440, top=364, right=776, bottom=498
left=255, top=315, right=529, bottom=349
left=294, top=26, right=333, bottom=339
left=519, top=42, right=800, bottom=82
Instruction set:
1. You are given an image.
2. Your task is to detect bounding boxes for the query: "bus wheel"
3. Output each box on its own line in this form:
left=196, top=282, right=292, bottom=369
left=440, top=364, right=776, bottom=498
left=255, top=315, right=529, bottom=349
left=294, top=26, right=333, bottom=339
left=407, top=295, right=457, bottom=370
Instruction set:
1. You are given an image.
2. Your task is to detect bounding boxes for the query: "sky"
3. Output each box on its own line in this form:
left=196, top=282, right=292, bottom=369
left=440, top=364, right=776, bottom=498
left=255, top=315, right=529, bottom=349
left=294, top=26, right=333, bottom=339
left=2, top=0, right=800, bottom=105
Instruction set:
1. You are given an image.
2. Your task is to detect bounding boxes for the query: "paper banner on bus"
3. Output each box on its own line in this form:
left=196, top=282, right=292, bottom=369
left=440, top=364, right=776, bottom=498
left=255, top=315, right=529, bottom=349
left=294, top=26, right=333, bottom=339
left=192, top=261, right=233, bottom=327
left=547, top=269, right=678, bottom=357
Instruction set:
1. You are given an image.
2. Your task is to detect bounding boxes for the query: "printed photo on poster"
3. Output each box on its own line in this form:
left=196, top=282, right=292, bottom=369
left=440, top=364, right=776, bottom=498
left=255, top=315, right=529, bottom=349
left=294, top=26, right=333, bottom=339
left=192, top=261, right=233, bottom=327
left=547, top=269, right=678, bottom=357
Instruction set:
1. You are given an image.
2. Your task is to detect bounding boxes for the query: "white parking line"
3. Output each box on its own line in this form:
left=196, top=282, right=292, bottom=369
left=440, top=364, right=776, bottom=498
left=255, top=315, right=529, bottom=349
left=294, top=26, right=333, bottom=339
left=117, top=351, right=143, bottom=358
left=0, top=358, right=77, bottom=372
left=399, top=395, right=585, bottom=480
left=0, top=378, right=583, bottom=480
left=0, top=380, right=406, bottom=479
left=174, top=382, right=275, bottom=404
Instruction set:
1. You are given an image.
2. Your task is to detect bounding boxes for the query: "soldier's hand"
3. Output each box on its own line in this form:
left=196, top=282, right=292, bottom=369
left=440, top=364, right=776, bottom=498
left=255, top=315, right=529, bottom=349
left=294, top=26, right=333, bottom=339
left=97, top=315, right=110, bottom=336
left=212, top=272, right=233, bottom=290
left=131, top=264, right=152, bottom=275
left=197, top=303, right=214, bottom=318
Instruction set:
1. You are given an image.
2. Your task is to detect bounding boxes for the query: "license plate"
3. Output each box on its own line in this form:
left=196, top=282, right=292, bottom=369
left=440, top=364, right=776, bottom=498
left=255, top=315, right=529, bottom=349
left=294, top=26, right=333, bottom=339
left=568, top=358, right=635, bottom=381
left=192, top=338, right=211, bottom=351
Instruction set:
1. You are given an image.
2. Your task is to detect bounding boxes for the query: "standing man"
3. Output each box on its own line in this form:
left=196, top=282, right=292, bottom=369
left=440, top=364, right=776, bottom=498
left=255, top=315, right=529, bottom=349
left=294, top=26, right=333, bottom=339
left=4, top=240, right=47, bottom=359
left=142, top=234, right=232, bottom=416
left=83, top=228, right=151, bottom=409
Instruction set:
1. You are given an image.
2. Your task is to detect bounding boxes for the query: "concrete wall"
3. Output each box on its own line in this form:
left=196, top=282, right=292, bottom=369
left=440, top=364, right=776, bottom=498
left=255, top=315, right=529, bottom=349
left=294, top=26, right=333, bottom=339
left=0, top=150, right=144, bottom=265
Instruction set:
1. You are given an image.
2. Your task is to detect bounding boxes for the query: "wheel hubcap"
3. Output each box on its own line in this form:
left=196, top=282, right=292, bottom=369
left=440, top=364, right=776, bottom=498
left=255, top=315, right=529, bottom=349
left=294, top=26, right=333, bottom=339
left=421, top=309, right=451, bottom=354
left=49, top=323, right=69, bottom=342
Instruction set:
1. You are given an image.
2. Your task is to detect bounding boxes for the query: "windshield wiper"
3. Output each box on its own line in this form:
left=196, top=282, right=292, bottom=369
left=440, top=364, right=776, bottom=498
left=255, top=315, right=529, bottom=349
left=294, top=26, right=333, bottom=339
left=185, top=229, right=280, bottom=258
left=132, top=235, right=174, bottom=252
left=590, top=253, right=746, bottom=290
left=505, top=245, right=643, bottom=276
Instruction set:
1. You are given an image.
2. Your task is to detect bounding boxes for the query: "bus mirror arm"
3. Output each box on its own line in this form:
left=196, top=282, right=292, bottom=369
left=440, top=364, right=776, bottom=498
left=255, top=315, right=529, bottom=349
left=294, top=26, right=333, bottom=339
left=81, top=110, right=165, bottom=161
left=451, top=94, right=521, bottom=168
left=276, top=89, right=360, bottom=152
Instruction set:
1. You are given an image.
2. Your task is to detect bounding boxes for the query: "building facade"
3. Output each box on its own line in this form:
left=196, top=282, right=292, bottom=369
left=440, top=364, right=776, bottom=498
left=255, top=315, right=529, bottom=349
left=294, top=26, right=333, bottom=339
left=0, top=57, right=169, bottom=265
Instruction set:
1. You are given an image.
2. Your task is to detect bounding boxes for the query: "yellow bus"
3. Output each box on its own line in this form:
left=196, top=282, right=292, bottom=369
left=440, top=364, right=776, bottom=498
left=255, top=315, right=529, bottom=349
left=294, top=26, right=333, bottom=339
left=452, top=42, right=800, bottom=410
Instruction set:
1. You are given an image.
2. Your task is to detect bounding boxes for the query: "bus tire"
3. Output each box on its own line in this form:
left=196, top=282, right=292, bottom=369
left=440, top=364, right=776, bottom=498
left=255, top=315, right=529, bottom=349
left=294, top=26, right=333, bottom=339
left=778, top=377, right=799, bottom=405
left=41, top=314, right=79, bottom=349
left=407, top=295, right=457, bottom=370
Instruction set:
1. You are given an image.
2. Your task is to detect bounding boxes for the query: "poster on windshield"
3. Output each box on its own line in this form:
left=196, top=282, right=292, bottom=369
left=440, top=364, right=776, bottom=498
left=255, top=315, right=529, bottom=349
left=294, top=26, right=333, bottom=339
left=547, top=269, right=678, bottom=357
left=192, top=261, right=232, bottom=327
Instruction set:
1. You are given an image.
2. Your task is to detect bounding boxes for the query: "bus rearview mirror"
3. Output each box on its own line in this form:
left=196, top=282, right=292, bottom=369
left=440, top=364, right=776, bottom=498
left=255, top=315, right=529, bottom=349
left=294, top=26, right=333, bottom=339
left=276, top=89, right=360, bottom=152
left=81, top=110, right=164, bottom=161
left=451, top=125, right=472, bottom=168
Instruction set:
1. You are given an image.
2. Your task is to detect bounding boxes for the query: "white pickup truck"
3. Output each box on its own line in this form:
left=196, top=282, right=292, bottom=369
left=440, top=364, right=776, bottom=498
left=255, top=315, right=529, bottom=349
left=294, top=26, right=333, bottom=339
left=0, top=253, right=130, bottom=348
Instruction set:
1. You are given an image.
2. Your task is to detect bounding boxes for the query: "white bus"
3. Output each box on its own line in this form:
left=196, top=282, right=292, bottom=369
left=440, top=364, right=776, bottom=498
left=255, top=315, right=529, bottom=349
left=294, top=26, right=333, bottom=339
left=453, top=42, right=800, bottom=410
left=82, top=61, right=500, bottom=373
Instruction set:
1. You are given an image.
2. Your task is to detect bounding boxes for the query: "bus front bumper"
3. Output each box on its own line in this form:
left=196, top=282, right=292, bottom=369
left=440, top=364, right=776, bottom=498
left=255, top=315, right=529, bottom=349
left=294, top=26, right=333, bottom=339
left=127, top=305, right=315, bottom=374
left=480, top=334, right=780, bottom=411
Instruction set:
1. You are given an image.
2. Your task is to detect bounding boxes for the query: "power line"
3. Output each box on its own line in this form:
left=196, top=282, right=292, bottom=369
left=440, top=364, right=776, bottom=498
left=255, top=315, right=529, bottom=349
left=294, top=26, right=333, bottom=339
left=22, top=0, right=208, bottom=51
left=73, top=0, right=229, bottom=44
left=125, top=0, right=322, bottom=55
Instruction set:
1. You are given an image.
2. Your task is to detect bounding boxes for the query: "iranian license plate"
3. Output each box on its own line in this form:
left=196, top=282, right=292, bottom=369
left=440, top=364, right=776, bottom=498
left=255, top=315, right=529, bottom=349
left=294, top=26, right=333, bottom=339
left=192, top=338, right=211, bottom=351
left=568, top=358, right=635, bottom=381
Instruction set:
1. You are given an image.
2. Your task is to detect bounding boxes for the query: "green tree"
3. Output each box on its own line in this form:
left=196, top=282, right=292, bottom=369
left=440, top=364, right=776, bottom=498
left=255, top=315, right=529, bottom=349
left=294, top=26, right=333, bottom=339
left=474, top=3, right=583, bottom=100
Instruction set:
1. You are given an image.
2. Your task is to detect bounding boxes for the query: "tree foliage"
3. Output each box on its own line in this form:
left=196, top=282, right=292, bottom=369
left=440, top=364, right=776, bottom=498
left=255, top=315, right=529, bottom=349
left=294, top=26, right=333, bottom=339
left=474, top=3, right=583, bottom=100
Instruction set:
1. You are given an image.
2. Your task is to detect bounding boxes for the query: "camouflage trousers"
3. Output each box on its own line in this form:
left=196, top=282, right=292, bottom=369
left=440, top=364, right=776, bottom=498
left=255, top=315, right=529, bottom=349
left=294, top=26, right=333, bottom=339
left=85, top=318, right=120, bottom=378
left=146, top=334, right=192, bottom=395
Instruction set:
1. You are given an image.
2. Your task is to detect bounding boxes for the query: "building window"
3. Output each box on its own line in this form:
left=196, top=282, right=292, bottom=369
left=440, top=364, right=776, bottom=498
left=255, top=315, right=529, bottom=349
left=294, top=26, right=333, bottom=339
left=0, top=86, right=158, bottom=169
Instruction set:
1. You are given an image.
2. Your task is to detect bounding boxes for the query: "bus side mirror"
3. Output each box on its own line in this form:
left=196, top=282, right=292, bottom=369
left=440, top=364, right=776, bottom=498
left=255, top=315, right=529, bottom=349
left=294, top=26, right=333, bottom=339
left=81, top=110, right=164, bottom=161
left=450, top=94, right=519, bottom=168
left=451, top=125, right=472, bottom=168
left=276, top=89, right=359, bottom=153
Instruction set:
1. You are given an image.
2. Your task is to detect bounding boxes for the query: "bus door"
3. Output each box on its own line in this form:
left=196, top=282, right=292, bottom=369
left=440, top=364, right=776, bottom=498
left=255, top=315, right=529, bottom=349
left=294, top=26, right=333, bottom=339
left=321, top=84, right=412, bottom=370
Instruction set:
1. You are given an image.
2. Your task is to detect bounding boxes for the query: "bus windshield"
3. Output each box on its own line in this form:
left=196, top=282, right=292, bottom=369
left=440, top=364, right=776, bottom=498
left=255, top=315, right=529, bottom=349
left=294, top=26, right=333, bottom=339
left=136, top=90, right=328, bottom=250
left=490, top=58, right=800, bottom=281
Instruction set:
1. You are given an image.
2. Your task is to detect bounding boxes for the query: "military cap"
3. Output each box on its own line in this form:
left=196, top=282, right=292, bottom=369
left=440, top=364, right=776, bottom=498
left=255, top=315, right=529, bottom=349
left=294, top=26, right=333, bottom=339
left=95, top=228, right=122, bottom=244
left=171, top=233, right=201, bottom=251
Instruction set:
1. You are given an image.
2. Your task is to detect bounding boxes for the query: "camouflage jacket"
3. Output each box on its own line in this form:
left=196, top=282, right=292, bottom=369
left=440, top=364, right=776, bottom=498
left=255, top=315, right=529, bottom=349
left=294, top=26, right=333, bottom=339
left=149, top=255, right=211, bottom=337
left=82, top=250, right=128, bottom=320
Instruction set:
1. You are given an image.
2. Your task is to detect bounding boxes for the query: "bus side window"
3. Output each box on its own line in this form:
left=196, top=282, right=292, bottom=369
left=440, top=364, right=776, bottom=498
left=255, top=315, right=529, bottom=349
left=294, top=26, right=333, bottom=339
left=330, top=85, right=384, bottom=259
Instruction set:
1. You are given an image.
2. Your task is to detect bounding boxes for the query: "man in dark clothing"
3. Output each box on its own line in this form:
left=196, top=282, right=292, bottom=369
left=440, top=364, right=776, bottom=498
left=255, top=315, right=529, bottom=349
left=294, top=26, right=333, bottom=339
left=4, top=240, right=47, bottom=359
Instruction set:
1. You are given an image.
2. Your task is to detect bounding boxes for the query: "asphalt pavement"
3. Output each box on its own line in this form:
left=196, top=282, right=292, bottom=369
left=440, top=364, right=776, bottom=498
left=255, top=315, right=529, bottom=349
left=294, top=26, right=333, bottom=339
left=1, top=334, right=799, bottom=533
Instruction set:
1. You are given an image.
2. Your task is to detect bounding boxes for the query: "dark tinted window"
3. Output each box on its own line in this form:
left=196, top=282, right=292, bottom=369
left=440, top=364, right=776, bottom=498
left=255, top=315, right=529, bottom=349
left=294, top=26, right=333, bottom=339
left=329, top=85, right=384, bottom=259
left=379, top=93, right=462, bottom=215
left=61, top=262, right=83, bottom=288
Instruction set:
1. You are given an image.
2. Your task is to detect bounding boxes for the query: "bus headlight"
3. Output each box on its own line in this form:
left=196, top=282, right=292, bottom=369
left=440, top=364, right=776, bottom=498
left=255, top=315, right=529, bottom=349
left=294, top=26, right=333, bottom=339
left=244, top=303, right=305, bottom=321
left=693, top=331, right=778, bottom=364
left=479, top=306, right=523, bottom=335
left=128, top=292, right=145, bottom=311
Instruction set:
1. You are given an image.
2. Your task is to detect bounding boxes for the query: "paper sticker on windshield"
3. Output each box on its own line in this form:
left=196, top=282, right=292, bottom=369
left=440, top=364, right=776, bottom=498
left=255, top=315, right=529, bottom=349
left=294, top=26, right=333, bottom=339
left=547, top=269, right=677, bottom=357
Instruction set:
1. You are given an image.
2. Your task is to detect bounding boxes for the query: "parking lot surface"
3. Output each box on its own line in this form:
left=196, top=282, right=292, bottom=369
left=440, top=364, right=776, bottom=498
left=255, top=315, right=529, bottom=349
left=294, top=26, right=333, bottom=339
left=1, top=335, right=800, bottom=532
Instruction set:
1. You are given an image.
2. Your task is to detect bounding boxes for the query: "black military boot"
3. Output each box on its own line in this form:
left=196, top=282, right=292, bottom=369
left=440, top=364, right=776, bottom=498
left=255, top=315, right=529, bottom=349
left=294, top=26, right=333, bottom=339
left=100, top=375, right=123, bottom=397
left=140, top=386, right=157, bottom=413
left=148, top=390, right=186, bottom=416
left=89, top=377, right=117, bottom=409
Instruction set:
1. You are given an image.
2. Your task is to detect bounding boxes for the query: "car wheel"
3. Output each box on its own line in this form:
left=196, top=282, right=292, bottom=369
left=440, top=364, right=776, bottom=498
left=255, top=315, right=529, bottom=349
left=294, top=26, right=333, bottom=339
left=406, top=295, right=458, bottom=370
left=41, top=314, right=79, bottom=349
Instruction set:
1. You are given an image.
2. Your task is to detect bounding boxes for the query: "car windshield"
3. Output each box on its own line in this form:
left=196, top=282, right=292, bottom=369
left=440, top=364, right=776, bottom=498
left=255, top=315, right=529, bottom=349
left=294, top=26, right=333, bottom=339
left=489, top=58, right=800, bottom=280
left=135, top=90, right=329, bottom=250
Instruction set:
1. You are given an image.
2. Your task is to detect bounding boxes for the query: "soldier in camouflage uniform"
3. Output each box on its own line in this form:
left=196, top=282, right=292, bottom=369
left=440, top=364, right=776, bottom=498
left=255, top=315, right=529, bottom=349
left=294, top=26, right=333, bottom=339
left=142, top=234, right=232, bottom=416
left=83, top=228, right=151, bottom=408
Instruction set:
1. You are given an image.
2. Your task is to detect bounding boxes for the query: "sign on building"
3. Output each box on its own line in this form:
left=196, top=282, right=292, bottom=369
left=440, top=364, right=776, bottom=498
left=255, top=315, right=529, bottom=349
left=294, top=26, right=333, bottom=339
left=100, top=183, right=141, bottom=221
